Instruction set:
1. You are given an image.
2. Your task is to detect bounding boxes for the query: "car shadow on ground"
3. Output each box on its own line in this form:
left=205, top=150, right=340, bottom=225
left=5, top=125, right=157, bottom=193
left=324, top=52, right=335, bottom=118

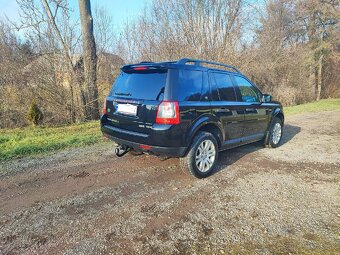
left=213, top=124, right=301, bottom=175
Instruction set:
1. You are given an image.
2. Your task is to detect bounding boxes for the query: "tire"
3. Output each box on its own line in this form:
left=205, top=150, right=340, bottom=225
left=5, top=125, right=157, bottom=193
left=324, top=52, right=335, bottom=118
left=267, top=117, right=283, bottom=148
left=180, top=131, right=219, bottom=178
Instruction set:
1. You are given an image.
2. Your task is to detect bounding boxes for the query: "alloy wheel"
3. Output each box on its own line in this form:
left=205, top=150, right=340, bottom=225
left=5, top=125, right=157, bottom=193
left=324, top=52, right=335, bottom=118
left=195, top=140, right=216, bottom=172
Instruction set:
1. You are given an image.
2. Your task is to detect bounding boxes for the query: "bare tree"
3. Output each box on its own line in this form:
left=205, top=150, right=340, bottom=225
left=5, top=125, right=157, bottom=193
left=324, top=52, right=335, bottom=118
left=0, top=19, right=33, bottom=128
left=94, top=5, right=115, bottom=54
left=296, top=0, right=338, bottom=101
left=15, top=0, right=87, bottom=122
left=78, top=0, right=99, bottom=120
left=118, top=0, right=244, bottom=64
left=41, top=0, right=87, bottom=121
left=2, top=0, right=339, bottom=128
left=117, top=0, right=339, bottom=106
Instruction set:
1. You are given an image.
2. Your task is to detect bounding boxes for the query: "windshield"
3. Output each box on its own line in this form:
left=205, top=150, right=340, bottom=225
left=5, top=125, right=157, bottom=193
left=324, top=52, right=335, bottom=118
left=110, top=69, right=168, bottom=101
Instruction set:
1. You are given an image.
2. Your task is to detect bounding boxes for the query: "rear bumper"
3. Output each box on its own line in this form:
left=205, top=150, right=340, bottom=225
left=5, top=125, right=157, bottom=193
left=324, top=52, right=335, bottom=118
left=101, top=124, right=187, bottom=157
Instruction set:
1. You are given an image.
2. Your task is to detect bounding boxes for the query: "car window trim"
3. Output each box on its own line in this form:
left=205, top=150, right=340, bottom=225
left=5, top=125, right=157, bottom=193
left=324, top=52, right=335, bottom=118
left=231, top=74, right=263, bottom=103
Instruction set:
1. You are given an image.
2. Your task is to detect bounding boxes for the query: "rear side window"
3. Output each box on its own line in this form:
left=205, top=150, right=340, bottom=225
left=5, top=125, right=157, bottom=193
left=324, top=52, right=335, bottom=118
left=210, top=72, right=237, bottom=101
left=234, top=76, right=260, bottom=102
left=178, top=69, right=203, bottom=101
left=110, top=70, right=167, bottom=101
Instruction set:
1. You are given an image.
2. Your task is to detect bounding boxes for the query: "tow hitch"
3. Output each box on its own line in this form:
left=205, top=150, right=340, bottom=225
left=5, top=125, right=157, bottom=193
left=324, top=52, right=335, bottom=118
left=115, top=145, right=130, bottom=157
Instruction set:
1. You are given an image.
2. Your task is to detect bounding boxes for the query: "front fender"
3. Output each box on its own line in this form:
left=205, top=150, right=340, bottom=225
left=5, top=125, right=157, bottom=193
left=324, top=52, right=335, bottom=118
left=272, top=107, right=284, bottom=124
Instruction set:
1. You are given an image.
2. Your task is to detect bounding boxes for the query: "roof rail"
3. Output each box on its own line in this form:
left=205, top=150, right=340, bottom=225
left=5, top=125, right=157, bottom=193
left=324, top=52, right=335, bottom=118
left=138, top=61, right=178, bottom=65
left=177, top=58, right=241, bottom=73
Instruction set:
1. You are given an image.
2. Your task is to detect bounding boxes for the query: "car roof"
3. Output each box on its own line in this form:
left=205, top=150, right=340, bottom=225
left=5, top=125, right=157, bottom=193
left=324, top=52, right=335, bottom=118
left=122, top=58, right=243, bottom=76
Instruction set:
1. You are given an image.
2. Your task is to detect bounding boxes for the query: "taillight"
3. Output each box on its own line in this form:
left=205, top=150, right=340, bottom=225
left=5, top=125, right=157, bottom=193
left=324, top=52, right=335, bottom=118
left=156, top=101, right=180, bottom=125
left=103, top=99, right=107, bottom=115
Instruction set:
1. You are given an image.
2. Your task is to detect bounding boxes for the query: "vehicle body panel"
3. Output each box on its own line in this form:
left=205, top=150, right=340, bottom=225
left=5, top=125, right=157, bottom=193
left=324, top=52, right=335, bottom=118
left=101, top=59, right=284, bottom=157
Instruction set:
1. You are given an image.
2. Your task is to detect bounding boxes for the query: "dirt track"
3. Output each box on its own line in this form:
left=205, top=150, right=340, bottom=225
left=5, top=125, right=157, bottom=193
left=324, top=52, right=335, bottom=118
left=1, top=110, right=339, bottom=254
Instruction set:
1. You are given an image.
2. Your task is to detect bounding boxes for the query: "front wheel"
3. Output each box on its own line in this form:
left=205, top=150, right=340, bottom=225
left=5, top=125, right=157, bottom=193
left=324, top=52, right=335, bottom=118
left=180, top=131, right=219, bottom=178
left=267, top=117, right=283, bottom=148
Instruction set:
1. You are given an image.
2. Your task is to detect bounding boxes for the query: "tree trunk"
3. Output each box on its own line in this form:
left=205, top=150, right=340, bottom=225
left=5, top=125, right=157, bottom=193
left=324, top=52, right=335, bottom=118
left=309, top=65, right=316, bottom=99
left=42, top=0, right=86, bottom=122
left=316, top=54, right=323, bottom=101
left=78, top=0, right=99, bottom=120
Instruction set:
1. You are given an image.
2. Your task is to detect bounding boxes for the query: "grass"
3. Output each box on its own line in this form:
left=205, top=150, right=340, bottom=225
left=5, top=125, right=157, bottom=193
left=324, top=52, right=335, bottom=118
left=0, top=121, right=103, bottom=161
left=0, top=98, right=339, bottom=161
left=284, top=98, right=340, bottom=116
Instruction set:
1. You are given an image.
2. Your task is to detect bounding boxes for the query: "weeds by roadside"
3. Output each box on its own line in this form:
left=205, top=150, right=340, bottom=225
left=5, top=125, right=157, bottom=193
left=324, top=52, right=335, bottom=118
left=0, top=121, right=103, bottom=161
left=284, top=98, right=340, bottom=116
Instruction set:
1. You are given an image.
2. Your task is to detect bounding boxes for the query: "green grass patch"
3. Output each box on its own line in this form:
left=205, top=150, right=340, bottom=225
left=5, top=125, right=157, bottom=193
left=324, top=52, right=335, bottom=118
left=1, top=98, right=339, bottom=161
left=284, top=98, right=340, bottom=116
left=0, top=121, right=103, bottom=161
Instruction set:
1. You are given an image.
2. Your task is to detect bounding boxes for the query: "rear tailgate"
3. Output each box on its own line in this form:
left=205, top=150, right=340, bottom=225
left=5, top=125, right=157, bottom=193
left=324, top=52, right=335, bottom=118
left=105, top=67, right=168, bottom=135
left=105, top=98, right=159, bottom=135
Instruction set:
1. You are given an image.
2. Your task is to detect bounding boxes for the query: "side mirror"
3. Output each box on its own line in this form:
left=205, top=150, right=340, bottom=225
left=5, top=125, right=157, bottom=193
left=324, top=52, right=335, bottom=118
left=262, top=94, right=272, bottom=103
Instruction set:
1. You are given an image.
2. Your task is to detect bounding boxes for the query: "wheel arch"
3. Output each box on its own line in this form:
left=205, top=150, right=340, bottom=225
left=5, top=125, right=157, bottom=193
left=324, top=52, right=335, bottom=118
left=197, top=124, right=223, bottom=148
left=264, top=108, right=284, bottom=145
left=275, top=111, right=284, bottom=125
left=186, top=117, right=224, bottom=150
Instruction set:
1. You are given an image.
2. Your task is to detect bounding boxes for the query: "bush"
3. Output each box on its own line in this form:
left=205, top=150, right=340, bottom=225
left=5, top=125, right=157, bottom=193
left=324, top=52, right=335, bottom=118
left=27, top=100, right=43, bottom=125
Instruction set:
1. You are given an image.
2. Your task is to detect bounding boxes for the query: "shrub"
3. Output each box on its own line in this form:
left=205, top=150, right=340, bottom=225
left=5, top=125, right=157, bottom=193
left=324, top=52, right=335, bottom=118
left=27, top=100, right=43, bottom=125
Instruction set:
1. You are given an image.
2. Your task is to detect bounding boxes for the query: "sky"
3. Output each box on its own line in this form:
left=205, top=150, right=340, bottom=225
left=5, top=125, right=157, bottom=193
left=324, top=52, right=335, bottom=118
left=0, top=0, right=149, bottom=34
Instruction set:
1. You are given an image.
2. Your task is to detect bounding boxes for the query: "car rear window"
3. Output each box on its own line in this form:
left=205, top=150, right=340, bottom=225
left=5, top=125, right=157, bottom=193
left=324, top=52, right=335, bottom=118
left=110, top=69, right=168, bottom=101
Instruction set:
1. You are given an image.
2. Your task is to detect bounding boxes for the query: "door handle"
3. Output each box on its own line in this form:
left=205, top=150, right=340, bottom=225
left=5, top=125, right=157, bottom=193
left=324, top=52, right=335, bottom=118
left=217, top=108, right=230, bottom=113
left=245, top=108, right=257, bottom=113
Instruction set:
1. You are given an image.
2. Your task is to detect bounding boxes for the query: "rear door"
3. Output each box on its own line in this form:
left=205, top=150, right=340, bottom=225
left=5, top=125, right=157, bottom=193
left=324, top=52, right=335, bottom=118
left=176, top=69, right=211, bottom=144
left=209, top=71, right=244, bottom=141
left=105, top=67, right=169, bottom=135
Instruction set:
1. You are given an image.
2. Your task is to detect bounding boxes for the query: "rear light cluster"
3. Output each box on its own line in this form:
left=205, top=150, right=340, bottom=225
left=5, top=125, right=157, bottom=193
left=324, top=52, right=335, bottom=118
left=156, top=101, right=180, bottom=125
left=103, top=99, right=107, bottom=115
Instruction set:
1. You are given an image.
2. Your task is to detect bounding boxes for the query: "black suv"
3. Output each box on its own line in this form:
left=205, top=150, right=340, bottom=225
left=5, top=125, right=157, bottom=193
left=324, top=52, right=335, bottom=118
left=101, top=58, right=284, bottom=178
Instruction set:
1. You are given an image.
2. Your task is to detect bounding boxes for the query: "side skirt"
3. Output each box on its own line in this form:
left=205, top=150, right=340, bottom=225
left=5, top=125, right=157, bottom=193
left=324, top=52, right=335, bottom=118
left=220, top=133, right=265, bottom=151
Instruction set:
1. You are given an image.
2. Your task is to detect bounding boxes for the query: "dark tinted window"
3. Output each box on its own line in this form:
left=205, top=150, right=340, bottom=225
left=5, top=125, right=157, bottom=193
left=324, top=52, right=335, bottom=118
left=178, top=69, right=203, bottom=101
left=234, top=76, right=260, bottom=102
left=211, top=72, right=236, bottom=101
left=110, top=70, right=167, bottom=101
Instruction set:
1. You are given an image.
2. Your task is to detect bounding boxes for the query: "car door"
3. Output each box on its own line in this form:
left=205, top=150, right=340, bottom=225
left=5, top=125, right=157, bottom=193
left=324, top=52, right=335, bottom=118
left=209, top=71, right=244, bottom=142
left=232, top=75, right=269, bottom=140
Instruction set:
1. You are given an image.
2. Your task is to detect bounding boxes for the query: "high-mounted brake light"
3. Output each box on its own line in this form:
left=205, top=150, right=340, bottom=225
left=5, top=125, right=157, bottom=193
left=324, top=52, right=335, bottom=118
left=133, top=66, right=148, bottom=71
left=156, top=101, right=180, bottom=125
left=103, top=99, right=107, bottom=115
left=139, top=144, right=152, bottom=150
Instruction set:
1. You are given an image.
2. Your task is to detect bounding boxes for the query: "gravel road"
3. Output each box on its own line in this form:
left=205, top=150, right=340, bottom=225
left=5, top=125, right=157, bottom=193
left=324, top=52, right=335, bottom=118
left=0, top=110, right=339, bottom=255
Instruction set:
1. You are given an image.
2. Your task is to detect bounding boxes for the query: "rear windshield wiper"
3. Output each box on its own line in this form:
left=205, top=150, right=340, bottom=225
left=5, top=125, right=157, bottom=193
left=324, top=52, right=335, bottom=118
left=114, top=92, right=132, bottom=96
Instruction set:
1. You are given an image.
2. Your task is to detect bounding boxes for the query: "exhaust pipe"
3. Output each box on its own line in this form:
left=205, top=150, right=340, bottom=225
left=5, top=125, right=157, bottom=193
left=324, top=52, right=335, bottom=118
left=115, top=145, right=130, bottom=157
